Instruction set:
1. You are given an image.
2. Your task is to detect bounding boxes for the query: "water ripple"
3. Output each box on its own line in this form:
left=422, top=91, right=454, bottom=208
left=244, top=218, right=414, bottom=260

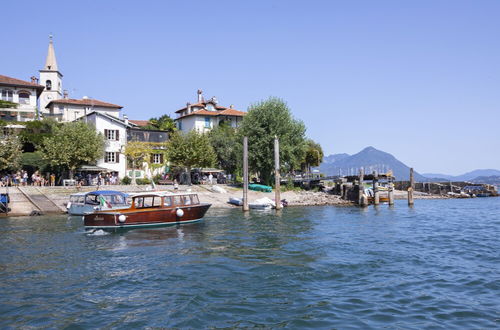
left=0, top=198, right=499, bottom=328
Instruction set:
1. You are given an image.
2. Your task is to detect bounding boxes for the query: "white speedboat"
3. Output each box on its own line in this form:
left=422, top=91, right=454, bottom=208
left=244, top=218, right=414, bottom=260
left=67, top=190, right=130, bottom=215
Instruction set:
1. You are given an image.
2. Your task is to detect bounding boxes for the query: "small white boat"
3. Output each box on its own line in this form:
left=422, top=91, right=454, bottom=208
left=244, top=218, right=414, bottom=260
left=228, top=197, right=243, bottom=206
left=249, top=197, right=281, bottom=209
left=67, top=190, right=130, bottom=215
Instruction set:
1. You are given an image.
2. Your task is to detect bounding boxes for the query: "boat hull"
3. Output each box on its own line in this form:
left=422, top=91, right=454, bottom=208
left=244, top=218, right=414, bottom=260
left=84, top=203, right=211, bottom=229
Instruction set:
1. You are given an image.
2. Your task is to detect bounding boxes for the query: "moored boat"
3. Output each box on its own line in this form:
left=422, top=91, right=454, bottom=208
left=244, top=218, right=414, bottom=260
left=67, top=190, right=130, bottom=215
left=84, top=192, right=211, bottom=229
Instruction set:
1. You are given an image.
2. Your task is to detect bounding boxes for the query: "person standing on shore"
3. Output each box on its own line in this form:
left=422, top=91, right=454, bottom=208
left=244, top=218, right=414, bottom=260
left=50, top=173, right=56, bottom=187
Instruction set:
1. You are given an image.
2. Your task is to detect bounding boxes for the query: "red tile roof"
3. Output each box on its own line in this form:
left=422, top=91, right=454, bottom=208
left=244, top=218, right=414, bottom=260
left=0, top=74, right=44, bottom=90
left=175, top=108, right=246, bottom=120
left=46, top=98, right=122, bottom=109
left=129, top=120, right=150, bottom=127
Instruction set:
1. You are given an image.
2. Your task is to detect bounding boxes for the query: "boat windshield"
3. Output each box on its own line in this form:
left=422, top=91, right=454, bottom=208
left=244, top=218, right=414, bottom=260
left=85, top=194, right=128, bottom=206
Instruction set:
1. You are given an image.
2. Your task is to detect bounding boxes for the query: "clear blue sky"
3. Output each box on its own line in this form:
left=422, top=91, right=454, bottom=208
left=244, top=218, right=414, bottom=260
left=3, top=0, right=499, bottom=175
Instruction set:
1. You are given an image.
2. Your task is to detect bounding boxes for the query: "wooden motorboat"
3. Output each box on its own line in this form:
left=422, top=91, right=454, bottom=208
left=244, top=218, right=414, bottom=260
left=84, top=192, right=211, bottom=229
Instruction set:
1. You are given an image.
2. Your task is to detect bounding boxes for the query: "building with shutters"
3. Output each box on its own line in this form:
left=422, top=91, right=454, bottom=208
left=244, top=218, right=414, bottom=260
left=174, top=89, right=246, bottom=133
left=82, top=112, right=168, bottom=179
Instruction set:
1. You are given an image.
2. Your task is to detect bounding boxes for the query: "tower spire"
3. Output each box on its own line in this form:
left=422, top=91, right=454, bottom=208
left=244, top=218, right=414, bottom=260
left=44, top=34, right=59, bottom=71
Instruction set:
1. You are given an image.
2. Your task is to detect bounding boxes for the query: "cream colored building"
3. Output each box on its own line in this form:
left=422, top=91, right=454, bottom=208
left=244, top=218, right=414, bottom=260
left=175, top=90, right=246, bottom=133
left=0, top=74, right=44, bottom=122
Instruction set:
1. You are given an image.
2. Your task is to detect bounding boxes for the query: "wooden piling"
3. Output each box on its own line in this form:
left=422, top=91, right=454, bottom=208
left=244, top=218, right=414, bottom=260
left=274, top=136, right=282, bottom=210
left=373, top=170, right=380, bottom=205
left=408, top=168, right=414, bottom=206
left=243, top=136, right=249, bottom=212
left=388, top=177, right=395, bottom=206
left=359, top=169, right=368, bottom=206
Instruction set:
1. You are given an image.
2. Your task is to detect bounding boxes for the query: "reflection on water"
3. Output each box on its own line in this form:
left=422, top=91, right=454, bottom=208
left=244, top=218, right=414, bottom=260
left=1, top=198, right=499, bottom=328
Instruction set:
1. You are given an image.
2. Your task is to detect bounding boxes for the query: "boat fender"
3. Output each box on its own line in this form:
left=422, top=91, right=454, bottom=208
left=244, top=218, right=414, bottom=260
left=176, top=208, right=184, bottom=217
left=66, top=202, right=71, bottom=209
left=118, top=215, right=127, bottom=223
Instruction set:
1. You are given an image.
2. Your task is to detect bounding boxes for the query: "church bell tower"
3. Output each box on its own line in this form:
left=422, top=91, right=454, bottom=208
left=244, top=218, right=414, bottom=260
left=39, top=35, right=63, bottom=112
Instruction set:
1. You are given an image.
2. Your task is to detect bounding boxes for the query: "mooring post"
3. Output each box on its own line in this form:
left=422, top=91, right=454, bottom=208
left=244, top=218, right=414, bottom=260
left=243, top=136, right=249, bottom=212
left=408, top=167, right=414, bottom=206
left=274, top=136, right=282, bottom=210
left=373, top=170, right=380, bottom=205
left=388, top=175, right=395, bottom=205
left=359, top=168, right=368, bottom=206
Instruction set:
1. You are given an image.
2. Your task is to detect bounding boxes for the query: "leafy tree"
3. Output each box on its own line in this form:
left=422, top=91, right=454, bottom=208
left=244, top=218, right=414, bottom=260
left=39, top=122, right=105, bottom=178
left=238, top=97, right=307, bottom=185
left=123, top=141, right=149, bottom=185
left=166, top=130, right=216, bottom=185
left=18, top=119, right=59, bottom=150
left=143, top=114, right=176, bottom=133
left=301, top=139, right=324, bottom=174
left=21, top=151, right=49, bottom=173
left=0, top=135, right=22, bottom=172
left=208, top=123, right=239, bottom=175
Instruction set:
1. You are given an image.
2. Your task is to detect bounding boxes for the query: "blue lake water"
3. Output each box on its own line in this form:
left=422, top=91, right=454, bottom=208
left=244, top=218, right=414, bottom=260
left=1, top=198, right=499, bottom=328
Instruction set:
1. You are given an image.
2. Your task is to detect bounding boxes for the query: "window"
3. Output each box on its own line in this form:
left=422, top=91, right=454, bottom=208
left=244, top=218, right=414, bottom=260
left=204, top=117, right=211, bottom=128
left=134, top=196, right=161, bottom=208
left=18, top=92, right=30, bottom=104
left=152, top=154, right=163, bottom=164
left=104, top=129, right=119, bottom=141
left=163, top=196, right=172, bottom=207
left=105, top=152, right=119, bottom=163
left=46, top=80, right=52, bottom=90
left=178, top=121, right=182, bottom=130
left=1, top=89, right=13, bottom=102
left=173, top=196, right=182, bottom=205
left=183, top=195, right=192, bottom=205
left=58, top=106, right=64, bottom=113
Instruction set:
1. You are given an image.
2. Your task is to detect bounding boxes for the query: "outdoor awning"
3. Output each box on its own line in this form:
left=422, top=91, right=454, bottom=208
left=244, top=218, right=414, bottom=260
left=78, top=165, right=113, bottom=172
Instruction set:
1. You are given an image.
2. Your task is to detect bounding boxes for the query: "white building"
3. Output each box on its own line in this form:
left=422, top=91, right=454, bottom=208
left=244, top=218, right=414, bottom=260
left=45, top=97, right=122, bottom=122
left=0, top=74, right=44, bottom=122
left=81, top=112, right=169, bottom=179
left=175, top=89, right=246, bottom=133
left=39, top=35, right=63, bottom=111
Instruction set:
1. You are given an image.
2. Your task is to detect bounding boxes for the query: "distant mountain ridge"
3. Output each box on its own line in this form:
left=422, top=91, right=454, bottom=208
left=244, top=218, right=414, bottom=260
left=319, top=146, right=426, bottom=181
left=421, top=169, right=500, bottom=182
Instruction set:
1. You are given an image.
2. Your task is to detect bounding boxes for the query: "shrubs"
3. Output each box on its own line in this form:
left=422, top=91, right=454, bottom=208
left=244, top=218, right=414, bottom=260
left=121, top=176, right=131, bottom=185
left=136, top=178, right=151, bottom=185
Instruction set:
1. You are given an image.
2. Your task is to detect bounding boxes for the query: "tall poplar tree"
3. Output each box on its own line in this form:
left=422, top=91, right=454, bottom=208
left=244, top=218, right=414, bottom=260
left=238, top=97, right=307, bottom=185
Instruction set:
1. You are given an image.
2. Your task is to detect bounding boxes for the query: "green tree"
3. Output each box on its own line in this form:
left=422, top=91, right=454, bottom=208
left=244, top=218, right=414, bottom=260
left=123, top=141, right=149, bottom=185
left=18, top=119, right=59, bottom=150
left=238, top=97, right=307, bottom=185
left=0, top=135, right=22, bottom=172
left=166, top=130, right=216, bottom=185
left=301, top=139, right=324, bottom=174
left=39, top=122, right=105, bottom=178
left=208, top=123, right=239, bottom=175
left=143, top=114, right=176, bottom=133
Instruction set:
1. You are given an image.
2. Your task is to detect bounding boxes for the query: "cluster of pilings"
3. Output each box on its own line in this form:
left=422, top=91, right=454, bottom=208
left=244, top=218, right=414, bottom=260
left=242, top=136, right=283, bottom=211
left=331, top=170, right=397, bottom=206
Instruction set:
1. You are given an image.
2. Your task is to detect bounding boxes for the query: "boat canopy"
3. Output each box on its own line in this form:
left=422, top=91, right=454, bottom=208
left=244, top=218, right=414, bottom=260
left=87, top=190, right=129, bottom=196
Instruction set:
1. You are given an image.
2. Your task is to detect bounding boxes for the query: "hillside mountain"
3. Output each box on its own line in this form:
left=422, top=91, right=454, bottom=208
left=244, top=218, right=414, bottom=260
left=319, top=146, right=426, bottom=181
left=323, top=153, right=350, bottom=164
left=422, top=169, right=500, bottom=181
left=471, top=175, right=500, bottom=186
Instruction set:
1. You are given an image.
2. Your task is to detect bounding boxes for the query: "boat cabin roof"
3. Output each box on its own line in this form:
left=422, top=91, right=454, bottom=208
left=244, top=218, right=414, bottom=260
left=70, top=190, right=129, bottom=197
left=130, top=192, right=198, bottom=198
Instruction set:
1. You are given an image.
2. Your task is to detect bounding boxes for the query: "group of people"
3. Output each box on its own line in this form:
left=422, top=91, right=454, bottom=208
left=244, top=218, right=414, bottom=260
left=78, top=173, right=119, bottom=186
left=0, top=171, right=56, bottom=187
